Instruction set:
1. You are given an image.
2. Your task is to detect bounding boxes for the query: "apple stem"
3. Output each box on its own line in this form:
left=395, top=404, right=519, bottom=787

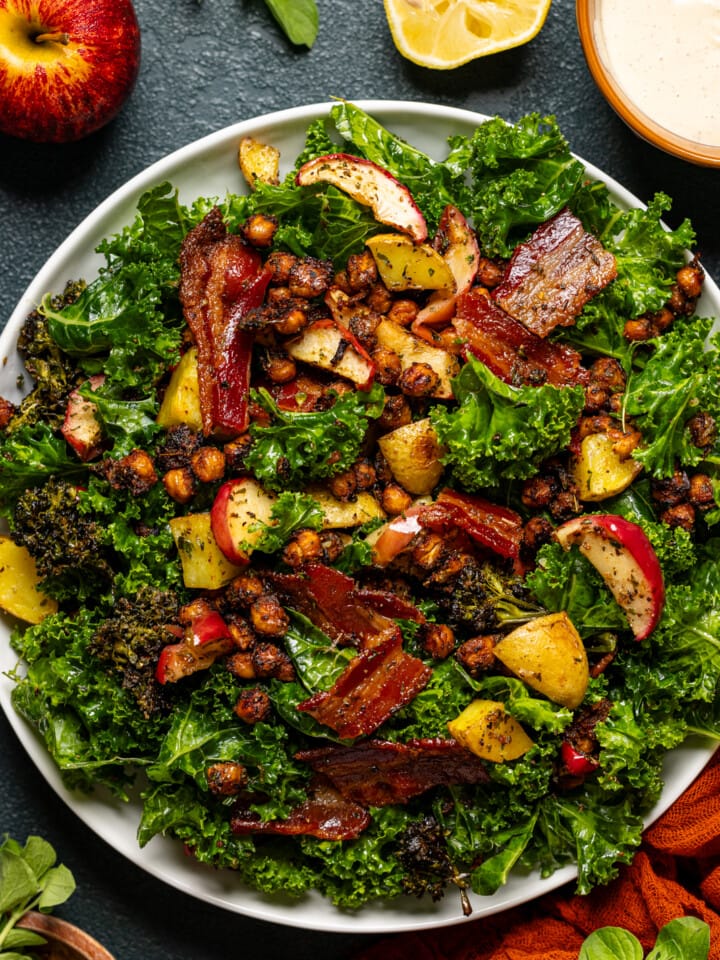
left=34, top=31, right=70, bottom=45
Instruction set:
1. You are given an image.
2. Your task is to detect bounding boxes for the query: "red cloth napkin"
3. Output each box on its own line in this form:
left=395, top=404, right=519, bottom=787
left=356, top=751, right=720, bottom=959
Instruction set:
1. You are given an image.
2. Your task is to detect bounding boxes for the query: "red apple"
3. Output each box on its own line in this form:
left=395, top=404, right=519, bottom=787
left=369, top=505, right=425, bottom=566
left=0, top=0, right=141, bottom=143
left=61, top=373, right=105, bottom=461
left=295, top=153, right=428, bottom=242
left=210, top=477, right=278, bottom=567
left=554, top=514, right=665, bottom=641
left=412, top=204, right=480, bottom=340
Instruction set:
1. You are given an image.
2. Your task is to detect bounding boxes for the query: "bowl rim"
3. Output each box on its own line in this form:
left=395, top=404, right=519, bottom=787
left=576, top=0, right=720, bottom=167
left=18, top=911, right=116, bottom=960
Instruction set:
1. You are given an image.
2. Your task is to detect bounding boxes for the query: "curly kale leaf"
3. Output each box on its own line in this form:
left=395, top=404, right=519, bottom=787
left=525, top=541, right=628, bottom=638
left=11, top=607, right=166, bottom=796
left=246, top=491, right=324, bottom=555
left=40, top=183, right=186, bottom=392
left=647, top=542, right=720, bottom=705
left=245, top=383, right=385, bottom=491
left=623, top=318, right=720, bottom=477
left=535, top=789, right=644, bottom=895
left=600, top=192, right=695, bottom=318
left=430, top=357, right=585, bottom=492
left=565, top=194, right=696, bottom=365
left=0, top=424, right=87, bottom=510
left=449, top=113, right=587, bottom=257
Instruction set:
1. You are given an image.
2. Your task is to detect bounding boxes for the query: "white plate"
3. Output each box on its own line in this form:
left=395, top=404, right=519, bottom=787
left=0, top=101, right=718, bottom=934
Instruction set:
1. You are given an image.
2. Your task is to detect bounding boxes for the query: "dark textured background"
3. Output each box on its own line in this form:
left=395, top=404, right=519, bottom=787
left=1, top=1, right=719, bottom=957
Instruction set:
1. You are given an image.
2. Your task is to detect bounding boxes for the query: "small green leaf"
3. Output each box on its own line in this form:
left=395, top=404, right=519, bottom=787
left=262, top=0, right=318, bottom=48
left=2, top=929, right=47, bottom=949
left=37, top=864, right=76, bottom=910
left=21, top=836, right=56, bottom=881
left=0, top=850, right=38, bottom=913
left=647, top=917, right=710, bottom=960
left=579, top=926, right=643, bottom=960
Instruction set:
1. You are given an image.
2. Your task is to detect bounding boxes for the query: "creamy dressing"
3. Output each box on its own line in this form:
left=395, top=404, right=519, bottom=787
left=596, top=0, right=720, bottom=145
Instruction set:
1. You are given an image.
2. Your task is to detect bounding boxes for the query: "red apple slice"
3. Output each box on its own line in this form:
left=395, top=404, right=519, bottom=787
left=284, top=318, right=376, bottom=390
left=295, top=153, right=428, bottom=242
left=412, top=205, right=480, bottom=341
left=554, top=514, right=665, bottom=641
left=367, top=503, right=426, bottom=566
left=61, top=374, right=105, bottom=461
left=210, top=477, right=278, bottom=566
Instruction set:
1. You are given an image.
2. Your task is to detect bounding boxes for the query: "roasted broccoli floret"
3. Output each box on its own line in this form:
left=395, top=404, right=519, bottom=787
left=434, top=559, right=543, bottom=635
left=90, top=585, right=180, bottom=718
left=9, top=283, right=86, bottom=434
left=12, top=478, right=112, bottom=600
left=396, top=814, right=472, bottom=916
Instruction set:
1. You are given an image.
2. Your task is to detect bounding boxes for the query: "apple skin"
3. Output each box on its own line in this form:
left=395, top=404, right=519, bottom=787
left=554, top=514, right=665, bottom=641
left=0, top=0, right=141, bottom=143
left=295, top=153, right=428, bottom=242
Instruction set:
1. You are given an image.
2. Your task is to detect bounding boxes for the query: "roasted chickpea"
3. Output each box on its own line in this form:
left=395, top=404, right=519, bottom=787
left=249, top=595, right=290, bottom=637
left=190, top=446, right=226, bottom=483
left=283, top=528, right=324, bottom=568
left=163, top=466, right=196, bottom=504
left=381, top=483, right=413, bottom=516
left=234, top=686, right=272, bottom=724
left=398, top=362, right=440, bottom=398
left=387, top=299, right=419, bottom=327
left=241, top=212, right=278, bottom=248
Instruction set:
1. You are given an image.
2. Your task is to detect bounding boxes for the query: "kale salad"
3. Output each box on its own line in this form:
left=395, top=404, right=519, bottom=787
left=1, top=102, right=719, bottom=915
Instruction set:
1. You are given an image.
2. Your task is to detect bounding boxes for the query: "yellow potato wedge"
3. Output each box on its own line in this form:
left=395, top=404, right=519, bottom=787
left=378, top=417, right=445, bottom=495
left=238, top=136, right=280, bottom=188
left=493, top=612, right=589, bottom=709
left=375, top=318, right=459, bottom=400
left=156, top=347, right=203, bottom=431
left=572, top=433, right=643, bottom=502
left=366, top=233, right=455, bottom=292
left=169, top=513, right=245, bottom=590
left=448, top=699, right=534, bottom=762
left=0, top=537, right=58, bottom=624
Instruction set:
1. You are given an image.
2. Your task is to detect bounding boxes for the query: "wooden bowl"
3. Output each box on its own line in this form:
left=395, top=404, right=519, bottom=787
left=17, top=912, right=115, bottom=960
left=576, top=0, right=720, bottom=167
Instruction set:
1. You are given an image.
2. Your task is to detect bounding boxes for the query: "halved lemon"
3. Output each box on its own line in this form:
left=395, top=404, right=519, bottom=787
left=383, top=0, right=552, bottom=69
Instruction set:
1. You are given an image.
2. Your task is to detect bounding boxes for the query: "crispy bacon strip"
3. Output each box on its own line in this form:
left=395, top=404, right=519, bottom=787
left=179, top=207, right=271, bottom=437
left=296, top=738, right=489, bottom=807
left=297, top=634, right=431, bottom=739
left=492, top=207, right=617, bottom=337
left=269, top=563, right=401, bottom=648
left=453, top=287, right=588, bottom=387
left=418, top=488, right=524, bottom=560
left=230, top=783, right=371, bottom=840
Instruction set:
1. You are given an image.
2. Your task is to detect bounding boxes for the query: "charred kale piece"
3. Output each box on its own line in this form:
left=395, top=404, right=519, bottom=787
left=432, top=559, right=543, bottom=636
left=89, top=585, right=180, bottom=718
left=12, top=478, right=112, bottom=600
left=396, top=814, right=472, bottom=916
left=10, top=283, right=86, bottom=434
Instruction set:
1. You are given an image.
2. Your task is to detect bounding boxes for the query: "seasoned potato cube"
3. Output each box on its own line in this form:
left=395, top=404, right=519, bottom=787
left=378, top=417, right=445, bottom=495
left=448, top=699, right=533, bottom=762
left=169, top=513, right=244, bottom=590
left=156, top=348, right=203, bottom=431
left=366, top=234, right=455, bottom=292
left=0, top=537, right=58, bottom=624
left=493, top=612, right=589, bottom=709
left=572, top=433, right=643, bottom=501
left=238, top=136, right=280, bottom=188
left=307, top=486, right=386, bottom=528
left=375, top=319, right=459, bottom=400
